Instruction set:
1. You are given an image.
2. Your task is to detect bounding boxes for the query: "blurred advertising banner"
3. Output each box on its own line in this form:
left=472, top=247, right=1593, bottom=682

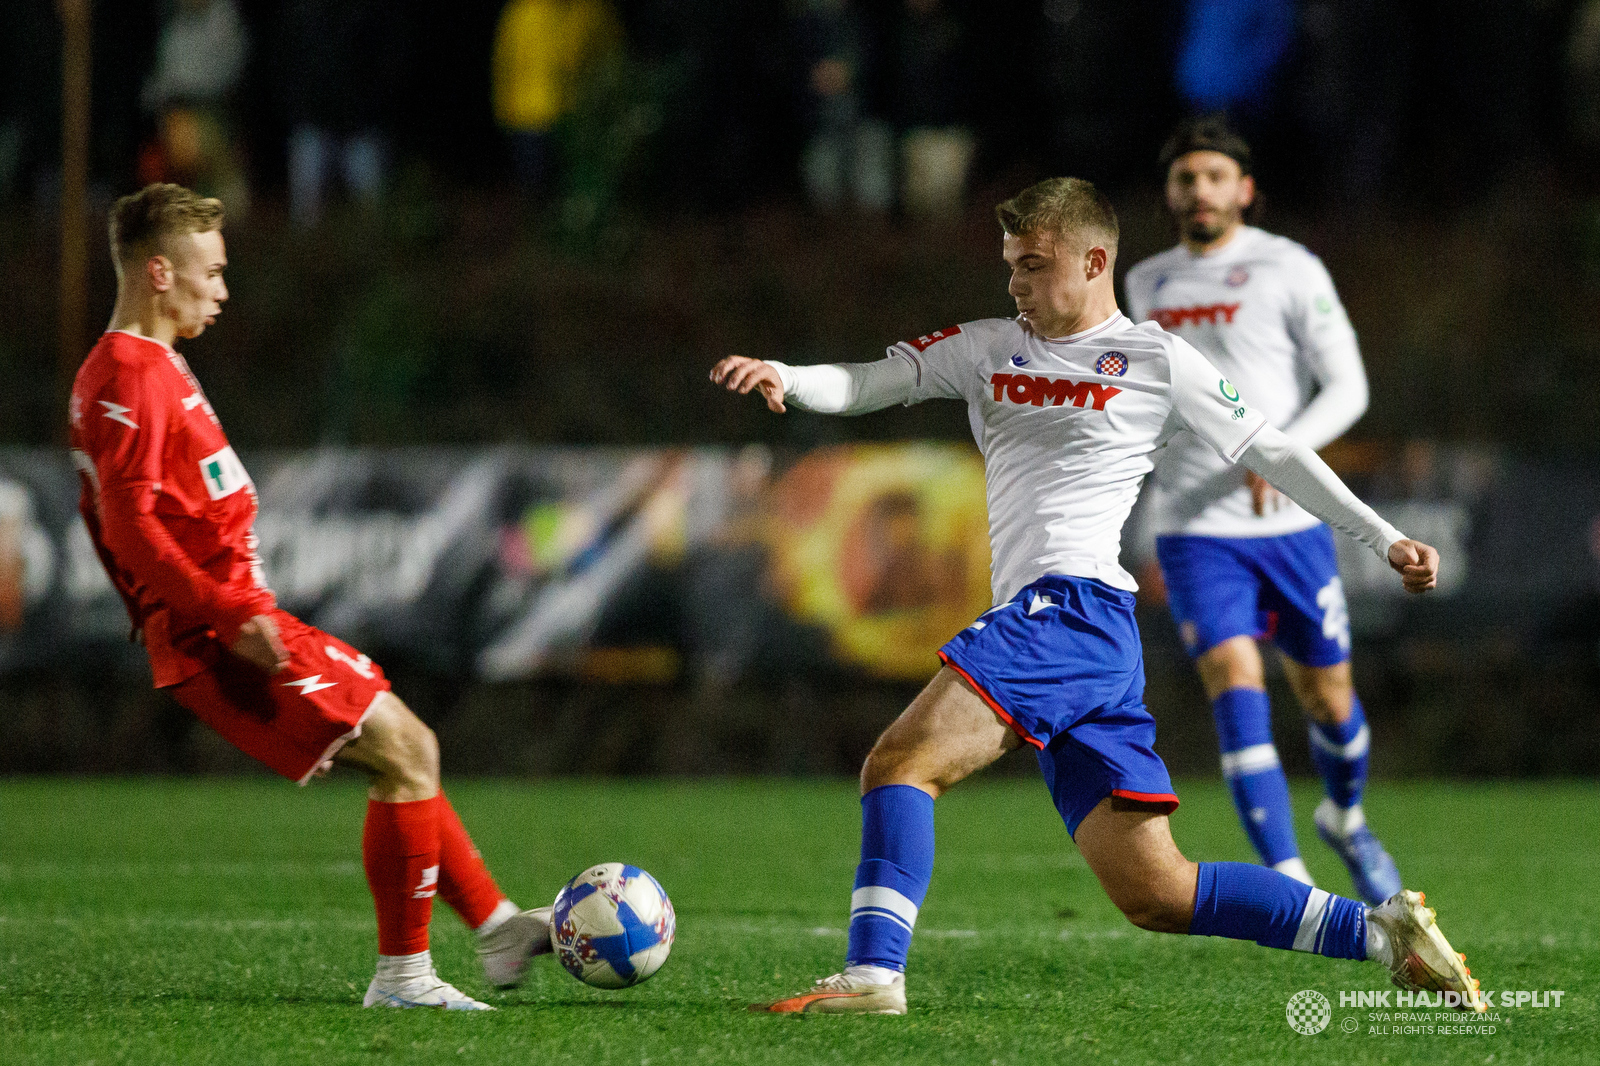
left=0, top=443, right=1591, bottom=683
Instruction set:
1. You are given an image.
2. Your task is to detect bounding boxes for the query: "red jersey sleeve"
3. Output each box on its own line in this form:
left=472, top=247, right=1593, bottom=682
left=77, top=365, right=267, bottom=647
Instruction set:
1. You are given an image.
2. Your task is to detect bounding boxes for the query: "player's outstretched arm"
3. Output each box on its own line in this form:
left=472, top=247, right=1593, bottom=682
left=709, top=353, right=921, bottom=416
left=1239, top=425, right=1439, bottom=594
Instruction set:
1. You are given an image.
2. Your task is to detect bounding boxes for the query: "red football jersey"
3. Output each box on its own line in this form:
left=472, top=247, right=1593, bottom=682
left=69, top=330, right=275, bottom=686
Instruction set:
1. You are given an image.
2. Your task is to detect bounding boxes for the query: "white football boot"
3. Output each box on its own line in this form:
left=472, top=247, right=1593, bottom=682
left=363, top=969, right=494, bottom=1010
left=1367, top=889, right=1486, bottom=1012
left=755, top=970, right=907, bottom=1014
left=477, top=905, right=554, bottom=988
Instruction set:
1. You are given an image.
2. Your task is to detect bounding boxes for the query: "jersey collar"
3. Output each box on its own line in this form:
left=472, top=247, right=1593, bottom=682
left=1039, top=311, right=1126, bottom=346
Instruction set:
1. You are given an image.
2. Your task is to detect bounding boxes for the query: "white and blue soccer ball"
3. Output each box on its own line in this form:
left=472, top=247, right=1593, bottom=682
left=551, top=863, right=675, bottom=989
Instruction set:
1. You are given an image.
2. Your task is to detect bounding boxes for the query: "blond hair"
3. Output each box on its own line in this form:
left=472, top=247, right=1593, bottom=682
left=109, top=183, right=224, bottom=272
left=995, top=177, right=1118, bottom=259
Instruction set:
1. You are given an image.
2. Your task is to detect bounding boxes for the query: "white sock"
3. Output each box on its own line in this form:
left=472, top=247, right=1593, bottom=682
left=476, top=898, right=520, bottom=937
left=375, top=950, right=432, bottom=982
left=843, top=964, right=900, bottom=986
left=1273, top=857, right=1315, bottom=886
left=1317, top=797, right=1366, bottom=836
left=1365, top=915, right=1392, bottom=967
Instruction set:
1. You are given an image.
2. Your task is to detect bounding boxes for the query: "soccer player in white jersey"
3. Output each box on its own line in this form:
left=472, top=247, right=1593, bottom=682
left=1123, top=116, right=1401, bottom=904
left=710, top=177, right=1484, bottom=1015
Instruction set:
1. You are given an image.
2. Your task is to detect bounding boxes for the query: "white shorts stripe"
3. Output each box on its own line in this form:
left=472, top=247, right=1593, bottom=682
left=1292, top=888, right=1333, bottom=953
left=1220, top=743, right=1281, bottom=779
left=1309, top=723, right=1370, bottom=760
left=850, top=886, right=919, bottom=930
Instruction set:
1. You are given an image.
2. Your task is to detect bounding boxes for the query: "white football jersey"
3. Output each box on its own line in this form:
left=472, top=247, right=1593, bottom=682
left=1124, top=226, right=1364, bottom=538
left=885, top=313, right=1268, bottom=602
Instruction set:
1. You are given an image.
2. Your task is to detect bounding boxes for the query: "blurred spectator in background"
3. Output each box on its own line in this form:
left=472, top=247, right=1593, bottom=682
left=493, top=0, right=623, bottom=202
left=793, top=0, right=893, bottom=217
left=1568, top=1, right=1600, bottom=167
left=139, top=0, right=250, bottom=212
left=0, top=480, right=27, bottom=633
left=891, top=0, right=973, bottom=221
left=0, top=2, right=57, bottom=204
left=1293, top=0, right=1406, bottom=204
left=1175, top=0, right=1295, bottom=114
left=277, top=0, right=405, bottom=229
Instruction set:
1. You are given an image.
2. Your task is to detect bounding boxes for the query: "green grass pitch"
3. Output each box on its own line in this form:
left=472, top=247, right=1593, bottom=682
left=1, top=776, right=1594, bottom=1065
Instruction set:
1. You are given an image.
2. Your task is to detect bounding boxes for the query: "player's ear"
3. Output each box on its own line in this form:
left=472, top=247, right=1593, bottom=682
left=1084, top=245, right=1108, bottom=281
left=1238, top=174, right=1257, bottom=210
left=145, top=255, right=173, bottom=292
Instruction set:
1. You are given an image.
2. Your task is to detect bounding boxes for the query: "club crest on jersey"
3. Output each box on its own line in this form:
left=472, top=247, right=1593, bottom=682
left=198, top=445, right=251, bottom=501
left=904, top=325, right=961, bottom=352
left=990, top=373, right=1121, bottom=411
left=1095, top=352, right=1127, bottom=377
left=1225, top=265, right=1250, bottom=287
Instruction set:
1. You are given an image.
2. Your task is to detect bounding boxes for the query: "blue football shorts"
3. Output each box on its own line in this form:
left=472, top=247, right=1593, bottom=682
left=1155, top=523, right=1352, bottom=668
left=938, top=574, right=1179, bottom=837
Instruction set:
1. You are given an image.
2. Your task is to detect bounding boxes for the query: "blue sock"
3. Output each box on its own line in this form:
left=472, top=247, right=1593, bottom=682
left=1213, top=688, right=1301, bottom=866
left=1309, top=697, right=1369, bottom=809
left=1190, top=861, right=1367, bottom=959
left=846, top=785, right=935, bottom=971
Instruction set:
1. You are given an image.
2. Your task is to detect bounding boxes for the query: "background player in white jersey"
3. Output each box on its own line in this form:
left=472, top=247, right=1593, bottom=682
left=1124, top=116, right=1401, bottom=904
left=710, top=178, right=1482, bottom=1015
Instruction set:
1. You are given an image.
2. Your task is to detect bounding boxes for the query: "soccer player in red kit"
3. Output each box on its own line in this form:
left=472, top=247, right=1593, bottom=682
left=69, top=183, right=549, bottom=1010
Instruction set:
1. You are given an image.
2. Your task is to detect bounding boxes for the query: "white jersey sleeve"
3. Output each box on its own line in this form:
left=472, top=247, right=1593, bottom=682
left=766, top=320, right=1014, bottom=414
left=1241, top=426, right=1403, bottom=559
left=1164, top=336, right=1270, bottom=464
left=767, top=357, right=920, bottom=415
left=1280, top=252, right=1368, bottom=449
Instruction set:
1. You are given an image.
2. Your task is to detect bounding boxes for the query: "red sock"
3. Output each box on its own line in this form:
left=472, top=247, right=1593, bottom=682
left=362, top=798, right=441, bottom=956
left=435, top=792, right=507, bottom=929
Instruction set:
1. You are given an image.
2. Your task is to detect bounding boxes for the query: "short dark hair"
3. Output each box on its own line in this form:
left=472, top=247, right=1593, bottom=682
left=1158, top=114, right=1253, bottom=177
left=995, top=177, right=1119, bottom=256
left=109, top=183, right=224, bottom=270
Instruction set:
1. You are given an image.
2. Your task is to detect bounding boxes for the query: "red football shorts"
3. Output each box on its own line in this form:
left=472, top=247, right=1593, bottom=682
left=168, top=610, right=392, bottom=785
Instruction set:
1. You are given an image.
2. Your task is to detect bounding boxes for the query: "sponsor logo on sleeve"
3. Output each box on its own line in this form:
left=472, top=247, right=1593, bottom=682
left=198, top=445, right=252, bottom=501
left=1219, top=379, right=1241, bottom=403
left=1315, top=295, right=1335, bottom=313
left=904, top=325, right=962, bottom=352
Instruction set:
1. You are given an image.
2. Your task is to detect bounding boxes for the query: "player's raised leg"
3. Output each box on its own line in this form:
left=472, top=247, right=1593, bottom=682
left=1282, top=657, right=1402, bottom=903
left=1071, top=798, right=1483, bottom=1010
left=756, top=668, right=1021, bottom=1014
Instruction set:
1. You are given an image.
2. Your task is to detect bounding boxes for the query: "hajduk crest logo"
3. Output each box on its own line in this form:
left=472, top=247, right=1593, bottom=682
left=1095, top=352, right=1127, bottom=377
left=1225, top=265, right=1250, bottom=287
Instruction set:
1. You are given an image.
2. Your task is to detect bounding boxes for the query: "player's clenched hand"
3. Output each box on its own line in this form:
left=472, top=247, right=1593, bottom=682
left=232, top=614, right=289, bottom=672
left=1245, top=469, right=1282, bottom=516
left=1386, top=539, right=1439, bottom=594
left=710, top=355, right=786, bottom=413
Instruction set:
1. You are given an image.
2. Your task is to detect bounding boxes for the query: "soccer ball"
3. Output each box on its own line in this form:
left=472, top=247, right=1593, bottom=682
left=551, top=863, right=675, bottom=989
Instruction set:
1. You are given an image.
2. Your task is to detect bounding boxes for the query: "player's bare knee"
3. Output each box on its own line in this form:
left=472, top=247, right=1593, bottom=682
left=1196, top=638, right=1263, bottom=698
left=1110, top=877, right=1194, bottom=934
left=1288, top=667, right=1353, bottom=724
